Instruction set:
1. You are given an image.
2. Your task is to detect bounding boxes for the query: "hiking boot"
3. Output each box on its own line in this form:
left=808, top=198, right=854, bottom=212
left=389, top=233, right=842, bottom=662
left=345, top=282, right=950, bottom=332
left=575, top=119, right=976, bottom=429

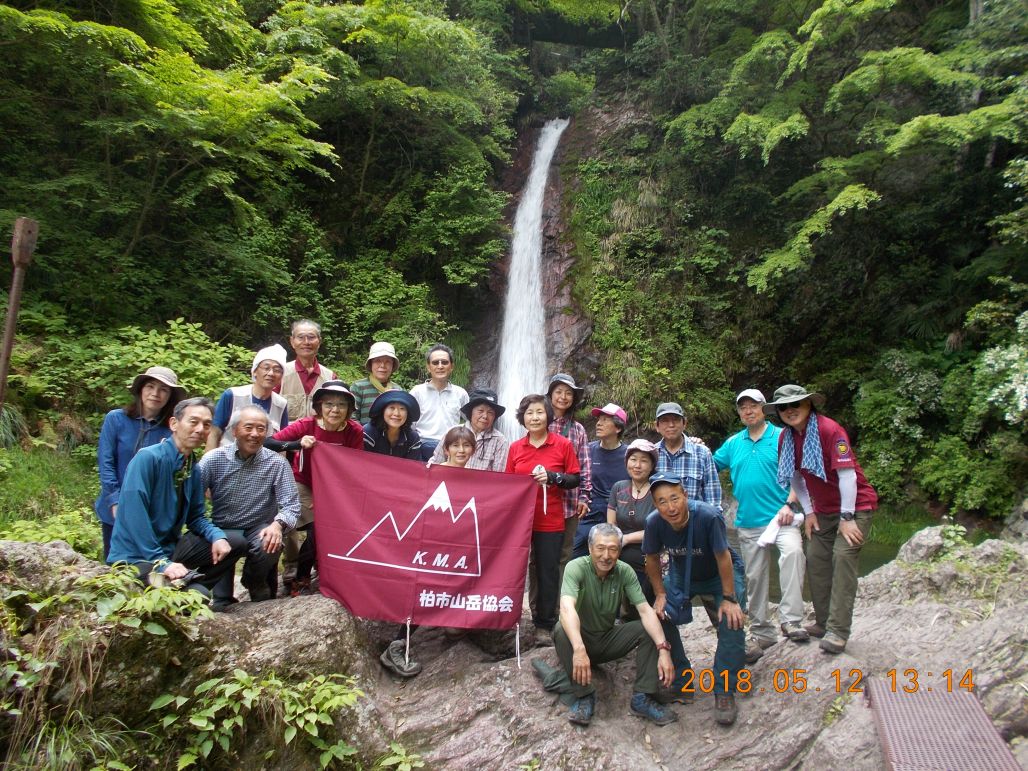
left=744, top=637, right=764, bottom=664
left=630, top=693, right=678, bottom=726
left=567, top=694, right=595, bottom=726
left=654, top=686, right=694, bottom=705
left=804, top=622, right=826, bottom=639
left=380, top=640, right=422, bottom=678
left=289, top=578, right=311, bottom=598
left=781, top=622, right=810, bottom=642
left=714, top=693, right=738, bottom=726
left=819, top=631, right=847, bottom=654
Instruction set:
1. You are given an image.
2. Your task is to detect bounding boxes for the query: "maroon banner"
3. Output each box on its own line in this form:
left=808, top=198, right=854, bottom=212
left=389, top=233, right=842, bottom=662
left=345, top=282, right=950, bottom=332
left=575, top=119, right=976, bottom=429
left=312, top=445, right=537, bottom=629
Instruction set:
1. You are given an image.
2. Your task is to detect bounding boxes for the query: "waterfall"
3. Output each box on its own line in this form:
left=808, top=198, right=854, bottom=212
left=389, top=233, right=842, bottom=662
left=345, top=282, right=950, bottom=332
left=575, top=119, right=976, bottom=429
left=496, top=118, right=570, bottom=440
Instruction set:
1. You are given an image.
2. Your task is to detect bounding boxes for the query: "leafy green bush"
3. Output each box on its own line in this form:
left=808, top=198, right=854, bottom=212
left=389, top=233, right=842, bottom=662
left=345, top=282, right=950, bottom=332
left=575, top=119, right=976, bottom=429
left=1, top=565, right=211, bottom=767
left=0, top=508, right=103, bottom=562
left=152, top=670, right=362, bottom=769
left=539, top=70, right=595, bottom=116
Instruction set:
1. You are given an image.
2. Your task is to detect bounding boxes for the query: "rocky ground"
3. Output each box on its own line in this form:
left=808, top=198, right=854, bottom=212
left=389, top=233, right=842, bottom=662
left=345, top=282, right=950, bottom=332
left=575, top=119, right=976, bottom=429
left=1, top=526, right=1025, bottom=769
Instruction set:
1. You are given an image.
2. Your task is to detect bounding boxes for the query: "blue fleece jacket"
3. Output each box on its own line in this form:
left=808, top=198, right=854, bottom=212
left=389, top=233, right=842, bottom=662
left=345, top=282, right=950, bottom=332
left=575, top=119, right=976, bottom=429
left=107, top=439, right=225, bottom=568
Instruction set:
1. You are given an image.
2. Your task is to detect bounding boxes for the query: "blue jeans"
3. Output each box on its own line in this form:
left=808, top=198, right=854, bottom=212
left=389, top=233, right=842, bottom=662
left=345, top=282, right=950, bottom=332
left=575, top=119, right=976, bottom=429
left=571, top=510, right=607, bottom=559
left=660, top=558, right=747, bottom=695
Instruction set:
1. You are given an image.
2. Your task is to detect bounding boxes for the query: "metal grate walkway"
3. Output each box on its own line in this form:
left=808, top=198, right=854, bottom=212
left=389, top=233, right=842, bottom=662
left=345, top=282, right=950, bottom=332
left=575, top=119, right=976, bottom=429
left=865, top=678, right=1021, bottom=770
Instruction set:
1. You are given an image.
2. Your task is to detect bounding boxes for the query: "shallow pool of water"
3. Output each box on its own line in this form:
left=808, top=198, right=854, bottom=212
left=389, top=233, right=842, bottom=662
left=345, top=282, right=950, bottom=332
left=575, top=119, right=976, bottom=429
left=726, top=529, right=900, bottom=604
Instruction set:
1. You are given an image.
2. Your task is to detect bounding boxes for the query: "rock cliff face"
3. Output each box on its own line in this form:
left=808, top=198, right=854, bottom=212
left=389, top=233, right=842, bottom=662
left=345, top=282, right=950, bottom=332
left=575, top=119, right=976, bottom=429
left=2, top=531, right=1025, bottom=769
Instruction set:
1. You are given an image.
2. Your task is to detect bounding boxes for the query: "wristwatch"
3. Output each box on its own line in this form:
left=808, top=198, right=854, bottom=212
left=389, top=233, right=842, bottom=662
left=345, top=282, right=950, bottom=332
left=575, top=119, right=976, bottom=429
left=721, top=595, right=738, bottom=605
left=840, top=511, right=855, bottom=522
left=788, top=501, right=804, bottom=514
left=656, top=641, right=672, bottom=652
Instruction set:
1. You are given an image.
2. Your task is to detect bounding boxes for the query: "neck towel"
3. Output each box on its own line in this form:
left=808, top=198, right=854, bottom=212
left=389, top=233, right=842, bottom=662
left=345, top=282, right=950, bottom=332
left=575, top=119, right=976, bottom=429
left=777, top=413, right=827, bottom=488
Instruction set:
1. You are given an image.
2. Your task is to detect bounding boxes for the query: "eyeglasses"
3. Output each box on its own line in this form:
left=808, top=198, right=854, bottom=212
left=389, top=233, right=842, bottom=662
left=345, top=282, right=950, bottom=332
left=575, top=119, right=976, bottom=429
left=292, top=334, right=319, bottom=342
left=429, top=359, right=451, bottom=366
left=256, top=364, right=284, bottom=374
left=322, top=402, right=349, bottom=411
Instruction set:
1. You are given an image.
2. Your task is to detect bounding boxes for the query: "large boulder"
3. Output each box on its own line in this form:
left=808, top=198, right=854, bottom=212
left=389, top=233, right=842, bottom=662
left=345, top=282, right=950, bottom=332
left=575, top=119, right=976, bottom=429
left=2, top=532, right=1025, bottom=769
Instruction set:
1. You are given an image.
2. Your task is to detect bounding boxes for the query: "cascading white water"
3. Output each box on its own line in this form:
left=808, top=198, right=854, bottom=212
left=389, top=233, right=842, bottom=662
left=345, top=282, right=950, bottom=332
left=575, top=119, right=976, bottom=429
left=496, top=118, right=570, bottom=440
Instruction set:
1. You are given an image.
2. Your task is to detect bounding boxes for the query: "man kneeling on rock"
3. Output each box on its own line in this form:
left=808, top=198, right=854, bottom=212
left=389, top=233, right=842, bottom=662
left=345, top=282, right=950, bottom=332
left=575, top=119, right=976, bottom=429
left=199, top=406, right=300, bottom=610
left=107, top=397, right=246, bottom=594
left=555, top=523, right=677, bottom=727
left=643, top=472, right=746, bottom=727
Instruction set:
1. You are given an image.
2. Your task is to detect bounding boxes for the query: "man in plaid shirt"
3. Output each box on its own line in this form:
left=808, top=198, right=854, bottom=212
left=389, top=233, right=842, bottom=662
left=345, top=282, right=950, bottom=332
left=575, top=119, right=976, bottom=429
left=653, top=402, right=723, bottom=514
left=199, top=406, right=300, bottom=609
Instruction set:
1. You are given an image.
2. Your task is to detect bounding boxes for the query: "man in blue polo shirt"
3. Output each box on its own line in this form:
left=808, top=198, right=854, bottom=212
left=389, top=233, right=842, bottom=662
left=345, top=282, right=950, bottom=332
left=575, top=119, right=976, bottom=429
left=713, top=389, right=808, bottom=665
left=643, top=473, right=746, bottom=726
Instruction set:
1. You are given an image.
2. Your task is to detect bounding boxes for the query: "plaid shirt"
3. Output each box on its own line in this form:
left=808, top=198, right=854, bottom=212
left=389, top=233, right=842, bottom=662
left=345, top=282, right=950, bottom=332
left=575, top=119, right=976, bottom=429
left=549, top=416, right=592, bottom=518
left=199, top=446, right=300, bottom=532
left=431, top=426, right=510, bottom=471
left=655, top=438, right=723, bottom=513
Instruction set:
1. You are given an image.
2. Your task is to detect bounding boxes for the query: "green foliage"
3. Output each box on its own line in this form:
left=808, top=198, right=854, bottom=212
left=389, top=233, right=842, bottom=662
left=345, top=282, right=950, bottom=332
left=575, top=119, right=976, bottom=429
left=538, top=70, right=596, bottom=116
left=13, top=316, right=251, bottom=418
left=377, top=741, right=426, bottom=770
left=152, top=670, right=362, bottom=768
left=0, top=507, right=103, bottom=561
left=0, top=446, right=96, bottom=526
left=1, top=564, right=211, bottom=767
left=939, top=523, right=970, bottom=554
left=747, top=184, right=881, bottom=291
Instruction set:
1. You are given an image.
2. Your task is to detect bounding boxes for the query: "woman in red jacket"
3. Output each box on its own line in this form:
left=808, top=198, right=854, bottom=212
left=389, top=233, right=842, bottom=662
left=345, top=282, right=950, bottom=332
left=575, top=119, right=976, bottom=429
left=504, top=394, right=581, bottom=637
left=269, top=380, right=362, bottom=595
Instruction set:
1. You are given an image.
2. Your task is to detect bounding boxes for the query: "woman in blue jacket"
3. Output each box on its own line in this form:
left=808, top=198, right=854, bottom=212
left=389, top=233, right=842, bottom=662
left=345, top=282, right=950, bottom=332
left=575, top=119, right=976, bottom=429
left=95, top=366, right=185, bottom=559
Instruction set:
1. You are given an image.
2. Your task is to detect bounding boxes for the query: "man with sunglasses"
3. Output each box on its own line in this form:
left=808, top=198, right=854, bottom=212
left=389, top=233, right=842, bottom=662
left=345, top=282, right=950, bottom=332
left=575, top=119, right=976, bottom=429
left=410, top=343, right=469, bottom=460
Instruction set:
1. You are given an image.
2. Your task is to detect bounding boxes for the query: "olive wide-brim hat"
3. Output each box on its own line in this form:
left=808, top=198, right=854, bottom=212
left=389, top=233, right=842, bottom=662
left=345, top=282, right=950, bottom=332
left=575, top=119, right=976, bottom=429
left=762, top=384, right=826, bottom=415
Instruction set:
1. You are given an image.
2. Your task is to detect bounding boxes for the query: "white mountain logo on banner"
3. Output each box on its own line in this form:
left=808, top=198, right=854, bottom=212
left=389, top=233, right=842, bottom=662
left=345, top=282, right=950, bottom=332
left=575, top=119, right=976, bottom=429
left=332, top=482, right=482, bottom=576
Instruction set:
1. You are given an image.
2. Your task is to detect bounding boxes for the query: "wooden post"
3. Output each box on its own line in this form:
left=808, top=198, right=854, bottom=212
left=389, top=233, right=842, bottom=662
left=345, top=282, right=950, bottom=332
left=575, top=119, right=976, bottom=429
left=0, top=217, right=38, bottom=411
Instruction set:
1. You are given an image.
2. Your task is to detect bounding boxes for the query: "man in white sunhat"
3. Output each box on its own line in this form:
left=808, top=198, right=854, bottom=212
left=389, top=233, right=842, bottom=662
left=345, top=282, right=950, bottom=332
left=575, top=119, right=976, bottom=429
left=713, top=389, right=808, bottom=665
left=207, top=344, right=290, bottom=451
left=430, top=388, right=510, bottom=471
left=351, top=341, right=401, bottom=425
left=410, top=343, right=469, bottom=460
left=279, top=319, right=337, bottom=421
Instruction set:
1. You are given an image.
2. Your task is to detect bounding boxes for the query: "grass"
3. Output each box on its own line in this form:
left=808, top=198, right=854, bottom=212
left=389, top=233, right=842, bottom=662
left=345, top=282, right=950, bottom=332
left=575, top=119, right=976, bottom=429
left=867, top=504, right=936, bottom=546
left=0, top=445, right=97, bottom=526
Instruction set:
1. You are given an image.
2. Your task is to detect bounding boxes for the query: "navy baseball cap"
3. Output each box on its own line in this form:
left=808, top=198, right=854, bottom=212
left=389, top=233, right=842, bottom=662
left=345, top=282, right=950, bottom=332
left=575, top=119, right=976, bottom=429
left=648, top=472, right=683, bottom=489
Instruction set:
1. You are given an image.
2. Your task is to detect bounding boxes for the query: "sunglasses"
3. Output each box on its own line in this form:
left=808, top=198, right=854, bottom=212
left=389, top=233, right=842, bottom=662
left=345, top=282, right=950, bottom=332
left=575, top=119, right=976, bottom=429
left=777, top=400, right=809, bottom=412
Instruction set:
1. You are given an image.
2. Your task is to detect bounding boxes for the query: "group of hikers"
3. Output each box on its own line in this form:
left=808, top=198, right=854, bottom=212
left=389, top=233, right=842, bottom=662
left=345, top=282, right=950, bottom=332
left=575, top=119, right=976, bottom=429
left=95, top=319, right=878, bottom=730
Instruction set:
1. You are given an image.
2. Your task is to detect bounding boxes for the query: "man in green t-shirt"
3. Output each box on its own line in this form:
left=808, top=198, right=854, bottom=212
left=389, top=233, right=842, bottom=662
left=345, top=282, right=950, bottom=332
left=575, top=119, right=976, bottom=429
left=554, top=523, right=677, bottom=727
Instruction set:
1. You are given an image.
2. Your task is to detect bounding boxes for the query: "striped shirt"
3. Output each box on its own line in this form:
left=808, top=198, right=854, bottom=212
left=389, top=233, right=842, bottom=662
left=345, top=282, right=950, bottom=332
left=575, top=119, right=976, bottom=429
left=199, top=446, right=300, bottom=532
left=549, top=416, right=592, bottom=518
left=351, top=378, right=399, bottom=425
